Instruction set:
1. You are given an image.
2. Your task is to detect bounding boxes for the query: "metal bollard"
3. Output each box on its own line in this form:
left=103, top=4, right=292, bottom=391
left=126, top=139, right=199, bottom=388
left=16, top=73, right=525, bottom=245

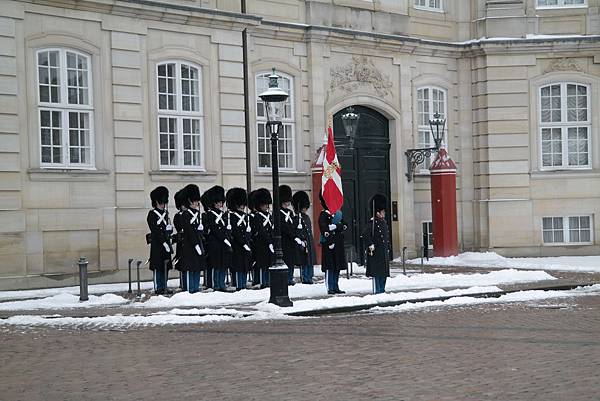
left=128, top=258, right=133, bottom=294
left=78, top=257, right=89, bottom=301
left=402, top=246, right=407, bottom=275
left=269, top=266, right=293, bottom=307
left=420, top=246, right=424, bottom=267
left=136, top=260, right=142, bottom=298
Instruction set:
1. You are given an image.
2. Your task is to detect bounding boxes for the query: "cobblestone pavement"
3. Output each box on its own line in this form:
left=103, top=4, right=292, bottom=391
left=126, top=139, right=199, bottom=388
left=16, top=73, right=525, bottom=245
left=1, top=295, right=599, bottom=401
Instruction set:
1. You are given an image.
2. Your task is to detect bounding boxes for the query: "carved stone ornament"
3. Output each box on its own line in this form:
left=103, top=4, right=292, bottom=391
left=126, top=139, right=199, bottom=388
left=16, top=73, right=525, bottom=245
left=330, top=55, right=393, bottom=97
left=544, top=58, right=584, bottom=74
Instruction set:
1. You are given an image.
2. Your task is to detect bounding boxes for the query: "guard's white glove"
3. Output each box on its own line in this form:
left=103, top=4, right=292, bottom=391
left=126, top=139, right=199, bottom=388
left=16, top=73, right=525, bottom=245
left=166, top=224, right=172, bottom=231
left=269, top=244, right=275, bottom=253
left=198, top=223, right=204, bottom=231
left=294, top=237, right=303, bottom=245
left=328, top=224, right=337, bottom=231
left=328, top=243, right=335, bottom=249
left=368, top=244, right=375, bottom=252
left=163, top=242, right=170, bottom=252
left=224, top=239, right=232, bottom=248
left=243, top=244, right=252, bottom=252
left=195, top=244, right=202, bottom=255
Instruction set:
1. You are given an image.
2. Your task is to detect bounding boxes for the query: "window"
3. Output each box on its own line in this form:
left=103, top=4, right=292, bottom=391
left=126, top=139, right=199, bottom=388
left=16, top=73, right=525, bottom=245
left=414, top=0, right=442, bottom=11
left=37, top=49, right=93, bottom=167
left=256, top=72, right=294, bottom=170
left=539, top=83, right=590, bottom=170
left=157, top=61, right=204, bottom=169
left=542, top=215, right=593, bottom=244
left=416, top=86, right=447, bottom=171
left=537, top=0, right=585, bottom=8
left=422, top=221, right=434, bottom=249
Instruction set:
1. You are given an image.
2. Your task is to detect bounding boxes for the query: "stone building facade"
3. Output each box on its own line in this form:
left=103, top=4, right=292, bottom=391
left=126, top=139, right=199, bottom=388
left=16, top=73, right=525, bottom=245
left=0, top=0, right=599, bottom=289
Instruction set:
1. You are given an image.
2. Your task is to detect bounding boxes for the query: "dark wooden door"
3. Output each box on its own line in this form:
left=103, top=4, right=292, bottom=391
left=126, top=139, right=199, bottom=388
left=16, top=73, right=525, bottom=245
left=333, top=106, right=391, bottom=263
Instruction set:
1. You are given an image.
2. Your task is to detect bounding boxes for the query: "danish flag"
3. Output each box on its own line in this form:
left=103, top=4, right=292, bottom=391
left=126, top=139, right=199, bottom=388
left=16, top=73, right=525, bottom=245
left=321, top=123, right=343, bottom=213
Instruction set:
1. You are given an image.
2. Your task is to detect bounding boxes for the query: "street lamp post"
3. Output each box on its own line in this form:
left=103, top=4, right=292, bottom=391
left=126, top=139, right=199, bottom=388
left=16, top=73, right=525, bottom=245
left=259, top=68, right=292, bottom=307
left=405, top=112, right=446, bottom=182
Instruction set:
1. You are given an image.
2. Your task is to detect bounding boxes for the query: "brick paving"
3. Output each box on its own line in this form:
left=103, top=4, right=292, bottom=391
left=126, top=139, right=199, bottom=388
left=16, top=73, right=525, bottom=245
left=1, top=293, right=599, bottom=401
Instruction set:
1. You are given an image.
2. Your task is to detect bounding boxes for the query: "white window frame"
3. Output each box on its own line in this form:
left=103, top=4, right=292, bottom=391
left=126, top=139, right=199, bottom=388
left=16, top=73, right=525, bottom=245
left=36, top=48, right=94, bottom=169
left=542, top=215, right=593, bottom=245
left=416, top=86, right=447, bottom=173
left=536, top=0, right=586, bottom=9
left=255, top=72, right=295, bottom=171
left=414, top=0, right=443, bottom=12
left=539, top=82, right=591, bottom=171
left=422, top=221, right=434, bottom=250
left=156, top=60, right=205, bottom=171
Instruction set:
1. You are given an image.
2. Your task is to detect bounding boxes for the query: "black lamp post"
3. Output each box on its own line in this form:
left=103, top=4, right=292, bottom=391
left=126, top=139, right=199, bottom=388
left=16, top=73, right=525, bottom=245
left=259, top=68, right=292, bottom=307
left=405, top=112, right=446, bottom=181
left=341, top=107, right=360, bottom=150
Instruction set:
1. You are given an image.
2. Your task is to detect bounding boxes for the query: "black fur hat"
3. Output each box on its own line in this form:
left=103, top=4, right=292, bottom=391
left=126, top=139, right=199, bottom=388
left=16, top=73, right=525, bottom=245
left=206, top=185, right=226, bottom=207
left=174, top=189, right=186, bottom=210
left=247, top=190, right=257, bottom=212
left=292, top=191, right=310, bottom=212
left=226, top=187, right=248, bottom=210
left=279, top=185, right=292, bottom=204
left=254, top=188, right=272, bottom=207
left=184, top=184, right=201, bottom=208
left=150, top=186, right=169, bottom=208
left=370, top=193, right=387, bottom=213
left=319, top=191, right=328, bottom=211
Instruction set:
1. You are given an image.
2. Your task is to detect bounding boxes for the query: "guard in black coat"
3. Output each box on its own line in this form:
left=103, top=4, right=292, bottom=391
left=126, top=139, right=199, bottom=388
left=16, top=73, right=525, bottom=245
left=200, top=190, right=212, bottom=289
left=204, top=185, right=232, bottom=292
left=318, top=193, right=347, bottom=295
left=293, top=191, right=315, bottom=284
left=146, top=186, right=173, bottom=295
left=226, top=187, right=253, bottom=291
left=172, top=189, right=187, bottom=291
left=363, top=193, right=390, bottom=294
left=179, top=184, right=206, bottom=293
left=251, top=188, right=274, bottom=288
left=279, top=185, right=301, bottom=285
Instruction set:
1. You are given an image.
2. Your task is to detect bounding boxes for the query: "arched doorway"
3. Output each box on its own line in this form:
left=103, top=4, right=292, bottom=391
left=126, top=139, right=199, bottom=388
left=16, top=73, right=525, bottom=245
left=333, top=105, right=391, bottom=263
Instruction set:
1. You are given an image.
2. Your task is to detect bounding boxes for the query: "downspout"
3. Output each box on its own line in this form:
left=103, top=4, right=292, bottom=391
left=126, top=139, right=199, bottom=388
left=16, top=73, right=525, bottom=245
left=241, top=0, right=252, bottom=192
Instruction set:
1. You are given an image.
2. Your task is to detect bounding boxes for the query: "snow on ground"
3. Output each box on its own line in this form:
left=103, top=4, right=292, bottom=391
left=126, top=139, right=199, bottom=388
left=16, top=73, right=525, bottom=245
left=0, top=269, right=554, bottom=311
left=402, top=252, right=600, bottom=273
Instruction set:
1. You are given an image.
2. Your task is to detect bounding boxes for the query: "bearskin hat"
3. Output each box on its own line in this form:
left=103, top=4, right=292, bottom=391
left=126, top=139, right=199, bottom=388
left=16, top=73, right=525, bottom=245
left=247, top=190, right=257, bottom=212
left=279, top=185, right=292, bottom=204
left=174, top=189, right=186, bottom=210
left=206, top=185, right=226, bottom=207
left=253, top=188, right=272, bottom=207
left=292, top=191, right=310, bottom=212
left=319, top=191, right=328, bottom=211
left=150, top=186, right=169, bottom=207
left=226, top=187, right=248, bottom=211
left=184, top=184, right=201, bottom=208
left=370, top=193, right=387, bottom=213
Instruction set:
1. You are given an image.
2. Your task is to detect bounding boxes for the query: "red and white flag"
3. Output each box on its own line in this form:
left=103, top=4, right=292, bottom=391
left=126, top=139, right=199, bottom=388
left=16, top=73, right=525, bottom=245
left=321, top=123, right=343, bottom=213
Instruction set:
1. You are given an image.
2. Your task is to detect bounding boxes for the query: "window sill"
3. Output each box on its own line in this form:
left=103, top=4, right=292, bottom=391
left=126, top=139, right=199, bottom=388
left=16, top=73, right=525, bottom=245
left=413, top=6, right=444, bottom=13
left=149, top=169, right=218, bottom=182
left=28, top=168, right=111, bottom=182
left=531, top=170, right=599, bottom=180
left=542, top=242, right=593, bottom=247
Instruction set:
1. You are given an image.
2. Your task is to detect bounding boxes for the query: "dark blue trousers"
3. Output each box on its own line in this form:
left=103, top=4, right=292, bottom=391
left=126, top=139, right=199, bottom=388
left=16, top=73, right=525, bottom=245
left=236, top=271, right=247, bottom=291
left=287, top=265, right=295, bottom=285
left=187, top=271, right=201, bottom=293
left=325, top=270, right=340, bottom=293
left=260, top=268, right=270, bottom=287
left=153, top=268, right=167, bottom=293
left=372, top=276, right=387, bottom=294
left=300, top=265, right=314, bottom=284
left=213, top=268, right=226, bottom=291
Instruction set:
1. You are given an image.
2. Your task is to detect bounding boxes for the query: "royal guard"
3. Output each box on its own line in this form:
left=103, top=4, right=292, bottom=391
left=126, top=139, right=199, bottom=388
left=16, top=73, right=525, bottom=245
left=179, top=184, right=206, bottom=293
left=226, top=187, right=253, bottom=291
left=279, top=185, right=302, bottom=285
left=318, top=192, right=347, bottom=295
left=204, top=185, right=233, bottom=292
left=251, top=188, right=274, bottom=288
left=363, top=194, right=390, bottom=294
left=172, top=189, right=187, bottom=291
left=146, top=186, right=173, bottom=295
left=292, top=191, right=315, bottom=284
left=200, top=190, right=212, bottom=289
left=248, top=190, right=261, bottom=287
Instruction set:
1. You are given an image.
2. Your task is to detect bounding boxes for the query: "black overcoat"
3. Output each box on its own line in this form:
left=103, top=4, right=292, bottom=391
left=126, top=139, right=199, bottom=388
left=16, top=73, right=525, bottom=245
left=146, top=208, right=173, bottom=271
left=363, top=217, right=390, bottom=278
left=229, top=211, right=253, bottom=273
left=204, top=208, right=233, bottom=270
left=252, top=211, right=274, bottom=270
left=179, top=207, right=205, bottom=272
left=172, top=210, right=184, bottom=271
left=318, top=210, right=347, bottom=272
left=295, top=212, right=312, bottom=267
left=280, top=208, right=302, bottom=268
